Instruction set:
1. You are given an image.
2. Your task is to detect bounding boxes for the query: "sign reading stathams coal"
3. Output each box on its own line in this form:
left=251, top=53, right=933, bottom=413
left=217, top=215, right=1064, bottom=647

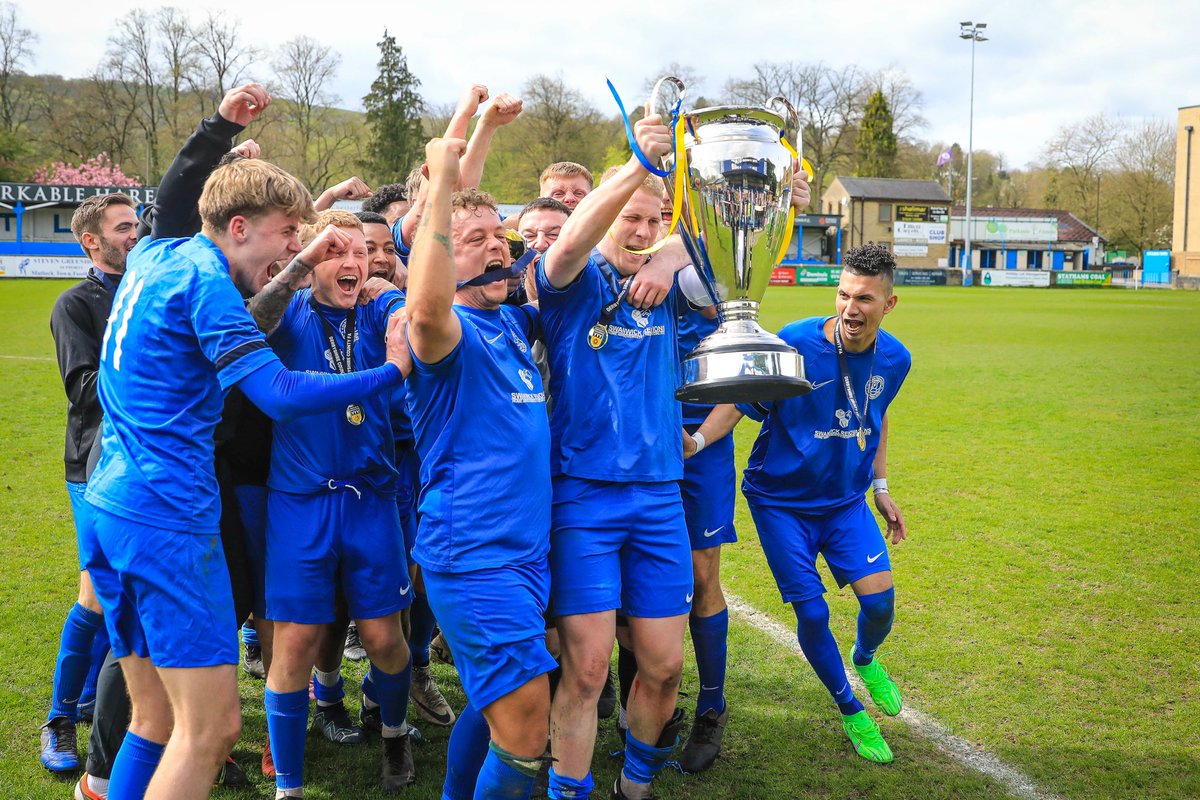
left=0, top=183, right=157, bottom=205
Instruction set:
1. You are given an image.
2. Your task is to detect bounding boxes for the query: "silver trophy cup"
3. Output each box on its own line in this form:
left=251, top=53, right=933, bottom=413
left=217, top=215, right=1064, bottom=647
left=652, top=78, right=812, bottom=404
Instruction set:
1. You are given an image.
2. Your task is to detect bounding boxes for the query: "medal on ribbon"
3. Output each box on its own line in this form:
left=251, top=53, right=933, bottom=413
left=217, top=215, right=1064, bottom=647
left=588, top=323, right=609, bottom=350
left=345, top=403, right=365, bottom=426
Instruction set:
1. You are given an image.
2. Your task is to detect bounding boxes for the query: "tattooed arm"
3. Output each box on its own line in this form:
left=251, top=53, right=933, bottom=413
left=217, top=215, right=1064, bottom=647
left=405, top=137, right=466, bottom=365
left=248, top=225, right=354, bottom=334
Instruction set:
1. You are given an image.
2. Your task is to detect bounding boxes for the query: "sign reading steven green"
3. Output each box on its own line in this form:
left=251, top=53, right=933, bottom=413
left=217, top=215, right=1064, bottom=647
left=1054, top=271, right=1111, bottom=287
left=794, top=267, right=841, bottom=285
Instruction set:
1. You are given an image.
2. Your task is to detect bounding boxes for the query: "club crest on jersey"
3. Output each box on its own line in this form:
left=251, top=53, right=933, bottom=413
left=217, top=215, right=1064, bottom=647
left=866, top=375, right=885, bottom=400
left=588, top=323, right=609, bottom=350
left=631, top=308, right=651, bottom=329
left=835, top=409, right=851, bottom=429
left=518, top=368, right=534, bottom=390
left=345, top=403, right=365, bottom=426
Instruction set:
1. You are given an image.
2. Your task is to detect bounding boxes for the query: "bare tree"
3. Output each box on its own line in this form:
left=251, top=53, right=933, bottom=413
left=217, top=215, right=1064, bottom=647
left=0, top=1, right=37, bottom=132
left=867, top=65, right=926, bottom=141
left=191, top=12, right=258, bottom=108
left=518, top=72, right=605, bottom=171
left=155, top=8, right=199, bottom=147
left=271, top=36, right=355, bottom=189
left=725, top=61, right=865, bottom=200
left=1105, top=119, right=1175, bottom=253
left=1042, top=112, right=1126, bottom=229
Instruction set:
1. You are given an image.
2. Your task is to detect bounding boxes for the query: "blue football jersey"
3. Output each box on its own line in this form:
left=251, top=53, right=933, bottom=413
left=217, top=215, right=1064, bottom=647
left=405, top=304, right=551, bottom=573
left=536, top=248, right=683, bottom=483
left=86, top=234, right=277, bottom=533
left=266, top=288, right=404, bottom=495
left=738, top=316, right=911, bottom=514
left=675, top=298, right=720, bottom=427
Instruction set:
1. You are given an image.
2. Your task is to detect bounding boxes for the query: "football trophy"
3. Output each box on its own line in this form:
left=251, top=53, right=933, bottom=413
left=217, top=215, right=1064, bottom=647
left=651, top=76, right=812, bottom=403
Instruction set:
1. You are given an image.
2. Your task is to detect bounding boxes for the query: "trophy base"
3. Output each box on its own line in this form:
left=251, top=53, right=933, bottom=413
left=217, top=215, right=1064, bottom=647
left=676, top=336, right=812, bottom=405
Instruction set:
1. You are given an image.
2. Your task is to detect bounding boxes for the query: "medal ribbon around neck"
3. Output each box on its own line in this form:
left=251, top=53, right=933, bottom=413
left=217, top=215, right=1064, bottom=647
left=587, top=264, right=633, bottom=350
left=310, top=295, right=357, bottom=374
left=833, top=318, right=877, bottom=451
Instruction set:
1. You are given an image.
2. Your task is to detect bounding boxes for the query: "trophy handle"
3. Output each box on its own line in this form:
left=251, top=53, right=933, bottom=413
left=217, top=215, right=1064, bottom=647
left=766, top=95, right=801, bottom=152
left=648, top=76, right=686, bottom=123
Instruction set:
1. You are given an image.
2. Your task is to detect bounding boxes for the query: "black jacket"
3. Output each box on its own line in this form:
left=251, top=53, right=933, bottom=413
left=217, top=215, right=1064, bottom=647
left=137, top=111, right=245, bottom=241
left=50, top=269, right=118, bottom=483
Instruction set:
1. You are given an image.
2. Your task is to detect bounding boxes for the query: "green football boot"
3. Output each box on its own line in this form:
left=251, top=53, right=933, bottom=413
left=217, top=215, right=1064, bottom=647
left=852, top=652, right=903, bottom=716
left=841, top=710, right=894, bottom=764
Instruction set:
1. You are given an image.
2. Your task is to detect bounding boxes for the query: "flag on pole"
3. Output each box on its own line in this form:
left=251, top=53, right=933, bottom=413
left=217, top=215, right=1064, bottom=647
left=936, top=148, right=953, bottom=168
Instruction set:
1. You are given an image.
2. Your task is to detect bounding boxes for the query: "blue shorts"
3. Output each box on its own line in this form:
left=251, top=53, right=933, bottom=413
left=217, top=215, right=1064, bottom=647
left=747, top=498, right=891, bottom=604
left=394, top=442, right=420, bottom=555
left=66, top=481, right=91, bottom=570
left=82, top=507, right=238, bottom=668
left=680, top=429, right=737, bottom=551
left=549, top=476, right=692, bottom=619
left=423, top=560, right=557, bottom=711
left=234, top=485, right=268, bottom=619
left=265, top=487, right=412, bottom=624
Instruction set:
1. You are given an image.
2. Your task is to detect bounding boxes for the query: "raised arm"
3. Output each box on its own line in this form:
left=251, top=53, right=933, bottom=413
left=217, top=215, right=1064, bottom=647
left=542, top=112, right=672, bottom=289
left=247, top=225, right=354, bottom=334
left=142, top=83, right=270, bottom=241
left=405, top=138, right=467, bottom=365
left=314, top=176, right=373, bottom=212
left=445, top=84, right=488, bottom=140
left=459, top=92, right=523, bottom=189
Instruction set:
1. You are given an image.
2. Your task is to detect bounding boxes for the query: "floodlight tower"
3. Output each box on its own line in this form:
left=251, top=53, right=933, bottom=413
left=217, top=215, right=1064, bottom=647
left=960, top=21, right=987, bottom=286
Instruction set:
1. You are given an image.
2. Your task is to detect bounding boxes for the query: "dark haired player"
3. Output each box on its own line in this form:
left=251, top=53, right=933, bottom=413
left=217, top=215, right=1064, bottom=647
left=688, top=242, right=911, bottom=764
left=362, top=184, right=411, bottom=226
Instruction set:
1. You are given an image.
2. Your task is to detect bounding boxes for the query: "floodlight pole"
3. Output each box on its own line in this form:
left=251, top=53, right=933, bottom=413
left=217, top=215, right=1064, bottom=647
left=960, top=22, right=987, bottom=286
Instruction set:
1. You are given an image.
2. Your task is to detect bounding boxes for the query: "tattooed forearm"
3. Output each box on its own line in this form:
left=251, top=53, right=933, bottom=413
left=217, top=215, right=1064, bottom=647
left=248, top=256, right=315, bottom=334
left=432, top=232, right=452, bottom=256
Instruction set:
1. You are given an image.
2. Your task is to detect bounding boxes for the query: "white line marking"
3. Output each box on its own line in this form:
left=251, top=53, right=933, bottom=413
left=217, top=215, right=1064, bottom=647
left=0, top=354, right=53, bottom=362
left=726, top=593, right=1062, bottom=800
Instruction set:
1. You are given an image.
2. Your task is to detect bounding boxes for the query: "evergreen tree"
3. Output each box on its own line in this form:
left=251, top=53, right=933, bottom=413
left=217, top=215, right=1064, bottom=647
left=361, top=30, right=424, bottom=183
left=856, top=89, right=898, bottom=178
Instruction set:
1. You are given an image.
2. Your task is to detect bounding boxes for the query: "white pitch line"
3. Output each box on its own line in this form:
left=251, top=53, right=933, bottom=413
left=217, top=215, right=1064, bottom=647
left=725, top=593, right=1062, bottom=800
left=0, top=354, right=53, bottom=362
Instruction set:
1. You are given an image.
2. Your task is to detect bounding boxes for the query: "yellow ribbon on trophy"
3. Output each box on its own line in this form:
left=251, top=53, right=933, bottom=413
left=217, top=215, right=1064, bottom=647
left=612, top=110, right=691, bottom=256
left=773, top=137, right=815, bottom=266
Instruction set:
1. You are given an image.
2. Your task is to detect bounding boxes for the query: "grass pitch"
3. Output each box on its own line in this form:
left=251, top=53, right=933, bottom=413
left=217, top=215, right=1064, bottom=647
left=1, top=280, right=1197, bottom=798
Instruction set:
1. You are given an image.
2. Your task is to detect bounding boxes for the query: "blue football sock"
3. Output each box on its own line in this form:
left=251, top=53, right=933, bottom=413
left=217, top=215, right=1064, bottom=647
left=409, top=594, right=436, bottom=667
left=361, top=670, right=378, bottom=706
left=49, top=603, right=103, bottom=721
left=264, top=688, right=309, bottom=790
left=547, top=767, right=594, bottom=799
left=442, top=701, right=490, bottom=800
left=79, top=624, right=110, bottom=712
left=852, top=588, right=895, bottom=666
left=312, top=668, right=344, bottom=706
left=370, top=657, right=412, bottom=731
left=474, top=743, right=538, bottom=799
left=107, top=730, right=164, bottom=800
left=689, top=608, right=729, bottom=716
left=622, top=729, right=674, bottom=787
left=241, top=623, right=260, bottom=648
left=793, top=597, right=863, bottom=716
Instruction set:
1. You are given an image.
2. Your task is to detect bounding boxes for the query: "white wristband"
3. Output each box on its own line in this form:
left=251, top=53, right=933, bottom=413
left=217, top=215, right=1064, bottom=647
left=691, top=432, right=707, bottom=453
left=872, top=478, right=889, bottom=494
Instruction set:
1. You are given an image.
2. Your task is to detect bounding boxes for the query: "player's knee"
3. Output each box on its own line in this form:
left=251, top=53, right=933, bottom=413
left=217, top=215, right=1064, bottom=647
left=858, top=588, right=895, bottom=626
left=561, top=653, right=610, bottom=697
left=636, top=653, right=684, bottom=695
left=793, top=596, right=831, bottom=636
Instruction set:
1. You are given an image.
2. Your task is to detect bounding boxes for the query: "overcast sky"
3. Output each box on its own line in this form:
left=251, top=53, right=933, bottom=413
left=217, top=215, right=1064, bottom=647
left=17, top=0, right=1200, bottom=169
